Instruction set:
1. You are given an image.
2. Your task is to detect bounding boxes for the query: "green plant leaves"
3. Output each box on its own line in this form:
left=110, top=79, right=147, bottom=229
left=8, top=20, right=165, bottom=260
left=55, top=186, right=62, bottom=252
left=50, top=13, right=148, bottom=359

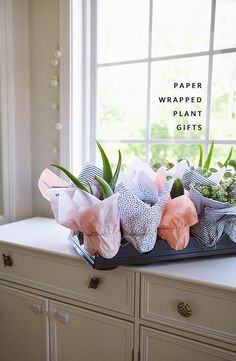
left=86, top=179, right=94, bottom=195
left=229, top=159, right=236, bottom=170
left=198, top=144, right=203, bottom=168
left=223, top=147, right=233, bottom=167
left=170, top=178, right=184, bottom=199
left=96, top=141, right=113, bottom=184
left=96, top=141, right=122, bottom=191
left=110, top=150, right=122, bottom=191
left=51, top=164, right=89, bottom=192
left=203, top=140, right=214, bottom=171
left=94, top=175, right=113, bottom=199
left=51, top=142, right=123, bottom=200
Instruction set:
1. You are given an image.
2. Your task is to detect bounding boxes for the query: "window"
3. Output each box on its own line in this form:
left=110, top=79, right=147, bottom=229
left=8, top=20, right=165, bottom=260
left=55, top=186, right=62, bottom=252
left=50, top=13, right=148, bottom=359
left=70, top=0, right=236, bottom=171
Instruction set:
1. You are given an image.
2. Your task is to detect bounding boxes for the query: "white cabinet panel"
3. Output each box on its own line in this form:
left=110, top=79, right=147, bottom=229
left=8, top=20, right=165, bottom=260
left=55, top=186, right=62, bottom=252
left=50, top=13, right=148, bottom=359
left=0, top=248, right=135, bottom=316
left=141, top=274, right=236, bottom=344
left=140, top=327, right=236, bottom=361
left=0, top=285, right=49, bottom=361
left=50, top=301, right=133, bottom=361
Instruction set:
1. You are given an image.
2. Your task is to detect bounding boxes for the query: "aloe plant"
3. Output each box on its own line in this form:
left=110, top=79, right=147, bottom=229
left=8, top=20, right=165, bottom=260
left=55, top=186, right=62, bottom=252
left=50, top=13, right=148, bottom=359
left=51, top=164, right=89, bottom=192
left=198, top=144, right=203, bottom=168
left=94, top=175, right=113, bottom=199
left=203, top=140, right=214, bottom=172
left=110, top=150, right=122, bottom=190
left=96, top=141, right=113, bottom=184
left=51, top=142, right=122, bottom=200
left=223, top=147, right=233, bottom=167
left=96, top=141, right=122, bottom=191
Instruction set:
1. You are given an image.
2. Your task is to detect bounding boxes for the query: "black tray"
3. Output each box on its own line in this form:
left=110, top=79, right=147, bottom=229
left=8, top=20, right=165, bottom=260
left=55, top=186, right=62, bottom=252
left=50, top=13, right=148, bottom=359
left=68, top=233, right=236, bottom=270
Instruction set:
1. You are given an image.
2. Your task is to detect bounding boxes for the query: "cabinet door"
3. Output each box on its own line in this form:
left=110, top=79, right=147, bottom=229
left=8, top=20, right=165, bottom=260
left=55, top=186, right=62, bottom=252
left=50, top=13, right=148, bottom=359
left=50, top=301, right=133, bottom=361
left=140, top=327, right=235, bottom=361
left=0, top=285, right=49, bottom=361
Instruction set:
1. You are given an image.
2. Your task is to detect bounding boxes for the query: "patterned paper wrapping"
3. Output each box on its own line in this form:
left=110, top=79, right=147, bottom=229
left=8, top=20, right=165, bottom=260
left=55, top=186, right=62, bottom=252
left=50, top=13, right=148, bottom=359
left=182, top=169, right=236, bottom=248
left=117, top=181, right=171, bottom=253
left=40, top=160, right=235, bottom=257
left=48, top=187, right=121, bottom=259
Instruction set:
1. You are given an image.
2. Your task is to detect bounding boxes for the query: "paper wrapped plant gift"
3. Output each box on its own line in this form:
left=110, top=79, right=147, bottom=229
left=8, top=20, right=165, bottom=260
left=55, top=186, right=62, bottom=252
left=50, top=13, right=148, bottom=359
left=38, top=141, right=236, bottom=268
left=182, top=169, right=236, bottom=248
left=39, top=164, right=121, bottom=259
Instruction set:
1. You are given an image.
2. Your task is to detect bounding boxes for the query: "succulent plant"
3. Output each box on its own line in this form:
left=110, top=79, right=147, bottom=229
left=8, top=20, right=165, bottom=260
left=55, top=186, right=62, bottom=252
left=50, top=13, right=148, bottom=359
left=51, top=141, right=122, bottom=200
left=191, top=178, right=236, bottom=206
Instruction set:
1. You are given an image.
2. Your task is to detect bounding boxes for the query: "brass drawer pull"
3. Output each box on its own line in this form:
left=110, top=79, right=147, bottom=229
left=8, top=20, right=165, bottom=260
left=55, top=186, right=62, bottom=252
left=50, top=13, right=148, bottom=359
left=2, top=254, right=13, bottom=267
left=177, top=302, right=192, bottom=318
left=88, top=277, right=100, bottom=289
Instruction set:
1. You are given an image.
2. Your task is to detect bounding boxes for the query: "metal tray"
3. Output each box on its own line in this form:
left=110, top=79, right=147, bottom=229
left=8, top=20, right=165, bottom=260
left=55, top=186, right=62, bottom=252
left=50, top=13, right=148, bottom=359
left=68, top=233, right=236, bottom=270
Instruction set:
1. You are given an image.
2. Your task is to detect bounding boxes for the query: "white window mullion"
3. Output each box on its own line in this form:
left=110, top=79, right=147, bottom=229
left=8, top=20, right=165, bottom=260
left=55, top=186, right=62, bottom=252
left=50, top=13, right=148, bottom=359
left=90, top=0, right=98, bottom=164
left=145, top=0, right=154, bottom=163
left=205, top=0, right=216, bottom=155
left=81, top=0, right=93, bottom=166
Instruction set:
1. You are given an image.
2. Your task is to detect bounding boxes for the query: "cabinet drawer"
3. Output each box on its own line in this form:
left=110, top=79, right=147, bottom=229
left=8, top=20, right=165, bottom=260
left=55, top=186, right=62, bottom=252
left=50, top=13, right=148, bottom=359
left=141, top=274, right=236, bottom=344
left=0, top=247, right=134, bottom=316
left=140, top=326, right=236, bottom=361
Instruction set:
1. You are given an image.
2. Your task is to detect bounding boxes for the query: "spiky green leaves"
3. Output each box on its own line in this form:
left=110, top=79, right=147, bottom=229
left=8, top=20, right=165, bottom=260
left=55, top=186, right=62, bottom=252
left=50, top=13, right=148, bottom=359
left=51, top=164, right=89, bottom=192
left=203, top=140, right=214, bottom=171
left=110, top=150, right=122, bottom=191
left=51, top=142, right=122, bottom=200
left=198, top=144, right=203, bottom=168
left=96, top=141, right=122, bottom=191
left=96, top=141, right=113, bottom=184
left=170, top=178, right=184, bottom=199
left=94, top=176, right=113, bottom=199
left=223, top=147, right=233, bottom=167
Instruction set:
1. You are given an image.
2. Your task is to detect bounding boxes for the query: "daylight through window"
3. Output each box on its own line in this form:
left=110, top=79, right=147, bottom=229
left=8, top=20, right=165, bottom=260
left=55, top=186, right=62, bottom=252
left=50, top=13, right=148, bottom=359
left=80, top=0, right=236, bottom=170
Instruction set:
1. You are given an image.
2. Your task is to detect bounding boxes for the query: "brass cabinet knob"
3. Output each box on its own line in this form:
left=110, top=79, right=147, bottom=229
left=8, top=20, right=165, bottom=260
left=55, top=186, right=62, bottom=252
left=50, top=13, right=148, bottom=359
left=88, top=277, right=100, bottom=289
left=2, top=254, right=13, bottom=267
left=177, top=302, right=192, bottom=318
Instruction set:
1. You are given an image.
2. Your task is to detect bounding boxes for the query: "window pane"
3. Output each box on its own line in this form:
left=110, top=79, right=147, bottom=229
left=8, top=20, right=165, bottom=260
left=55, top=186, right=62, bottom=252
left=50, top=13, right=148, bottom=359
left=152, top=0, right=211, bottom=57
left=210, top=53, right=236, bottom=140
left=214, top=0, right=236, bottom=50
left=97, top=63, right=147, bottom=140
left=150, top=144, right=200, bottom=166
left=150, top=57, right=208, bottom=140
left=96, top=142, right=146, bottom=168
left=97, top=0, right=149, bottom=63
left=212, top=145, right=236, bottom=168
left=150, top=144, right=236, bottom=169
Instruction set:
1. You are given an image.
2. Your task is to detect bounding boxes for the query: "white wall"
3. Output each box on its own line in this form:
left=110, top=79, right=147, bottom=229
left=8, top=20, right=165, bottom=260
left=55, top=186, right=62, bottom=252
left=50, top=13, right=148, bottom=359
left=0, top=0, right=32, bottom=222
left=12, top=0, right=32, bottom=220
left=29, top=0, right=60, bottom=217
left=1, top=0, right=62, bottom=220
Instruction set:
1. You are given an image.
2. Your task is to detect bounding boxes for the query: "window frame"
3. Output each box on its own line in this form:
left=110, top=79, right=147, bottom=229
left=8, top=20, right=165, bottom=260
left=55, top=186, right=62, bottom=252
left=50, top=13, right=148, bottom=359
left=60, top=0, right=236, bottom=172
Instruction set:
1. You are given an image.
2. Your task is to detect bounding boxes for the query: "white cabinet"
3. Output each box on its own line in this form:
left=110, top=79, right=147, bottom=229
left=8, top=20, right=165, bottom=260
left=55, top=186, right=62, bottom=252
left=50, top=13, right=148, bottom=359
left=0, top=286, right=133, bottom=361
left=141, top=274, right=236, bottom=345
left=140, top=327, right=235, bottom=361
left=50, top=301, right=133, bottom=361
left=0, top=285, right=49, bottom=361
left=0, top=218, right=236, bottom=361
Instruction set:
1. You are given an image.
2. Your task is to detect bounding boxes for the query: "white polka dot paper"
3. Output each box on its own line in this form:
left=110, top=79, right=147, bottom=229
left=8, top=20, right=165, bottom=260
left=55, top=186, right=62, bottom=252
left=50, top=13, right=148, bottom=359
left=117, top=182, right=171, bottom=253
